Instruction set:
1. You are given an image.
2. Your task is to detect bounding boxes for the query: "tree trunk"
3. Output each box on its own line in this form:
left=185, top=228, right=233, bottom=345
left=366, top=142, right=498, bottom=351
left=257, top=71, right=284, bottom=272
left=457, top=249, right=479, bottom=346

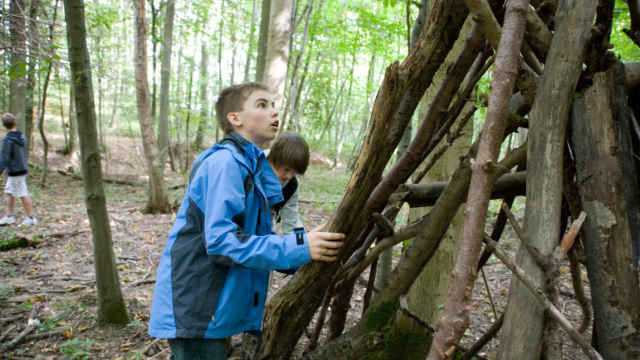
left=25, top=0, right=40, bottom=157
left=570, top=61, right=640, bottom=360
left=62, top=0, right=128, bottom=325
left=497, top=1, right=598, bottom=359
left=264, top=0, right=292, bottom=103
left=38, top=0, right=59, bottom=187
left=9, top=0, right=27, bottom=133
left=256, top=0, right=271, bottom=82
left=194, top=41, right=208, bottom=150
left=157, top=0, right=174, bottom=169
left=259, top=2, right=469, bottom=358
left=244, top=0, right=259, bottom=82
left=132, top=0, right=170, bottom=214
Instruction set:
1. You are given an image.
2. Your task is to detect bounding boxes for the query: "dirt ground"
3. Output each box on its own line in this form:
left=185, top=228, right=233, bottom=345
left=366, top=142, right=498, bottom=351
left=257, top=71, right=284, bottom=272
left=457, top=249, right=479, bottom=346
left=0, top=134, right=592, bottom=359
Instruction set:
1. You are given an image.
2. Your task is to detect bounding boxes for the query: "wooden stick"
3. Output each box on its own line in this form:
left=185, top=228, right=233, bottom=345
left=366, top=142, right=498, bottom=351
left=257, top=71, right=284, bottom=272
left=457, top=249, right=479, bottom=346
left=482, top=235, right=603, bottom=360
left=0, top=325, right=16, bottom=342
left=0, top=303, right=43, bottom=352
left=461, top=313, right=504, bottom=360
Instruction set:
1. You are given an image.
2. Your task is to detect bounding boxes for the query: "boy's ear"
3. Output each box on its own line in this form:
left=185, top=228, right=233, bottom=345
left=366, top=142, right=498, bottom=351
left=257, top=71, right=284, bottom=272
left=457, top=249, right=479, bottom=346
left=227, top=112, right=242, bottom=128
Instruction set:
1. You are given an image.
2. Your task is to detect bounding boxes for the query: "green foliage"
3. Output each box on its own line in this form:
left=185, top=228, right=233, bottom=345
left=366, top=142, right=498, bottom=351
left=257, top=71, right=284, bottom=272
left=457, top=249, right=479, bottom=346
left=612, top=1, right=640, bottom=61
left=60, top=338, right=96, bottom=360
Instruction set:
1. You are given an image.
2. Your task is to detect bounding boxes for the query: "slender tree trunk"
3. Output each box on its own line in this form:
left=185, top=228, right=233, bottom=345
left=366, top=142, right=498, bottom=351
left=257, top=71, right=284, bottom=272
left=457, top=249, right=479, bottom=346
left=149, top=0, right=159, bottom=121
left=38, top=0, right=59, bottom=187
left=264, top=0, right=292, bottom=103
left=194, top=41, right=208, bottom=150
left=570, top=61, right=640, bottom=360
left=63, top=0, right=128, bottom=325
left=9, top=0, right=27, bottom=133
left=497, top=1, right=598, bottom=359
left=256, top=0, right=271, bottom=82
left=158, top=0, right=175, bottom=168
left=218, top=0, right=225, bottom=89
left=25, top=0, right=40, bottom=157
left=132, top=0, right=170, bottom=214
left=244, top=0, right=259, bottom=82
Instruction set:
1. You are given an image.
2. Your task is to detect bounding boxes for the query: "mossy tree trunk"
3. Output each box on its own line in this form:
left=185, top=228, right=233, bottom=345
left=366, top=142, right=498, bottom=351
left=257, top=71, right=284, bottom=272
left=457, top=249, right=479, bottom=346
left=63, top=0, right=128, bottom=325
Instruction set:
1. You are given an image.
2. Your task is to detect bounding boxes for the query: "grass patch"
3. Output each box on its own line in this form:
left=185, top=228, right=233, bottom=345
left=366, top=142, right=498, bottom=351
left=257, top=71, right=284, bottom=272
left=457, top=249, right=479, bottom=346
left=299, top=164, right=350, bottom=213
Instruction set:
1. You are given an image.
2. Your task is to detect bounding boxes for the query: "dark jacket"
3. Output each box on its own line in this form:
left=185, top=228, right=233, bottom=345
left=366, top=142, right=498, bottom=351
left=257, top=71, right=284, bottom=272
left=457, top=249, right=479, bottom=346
left=148, top=132, right=311, bottom=339
left=0, top=130, right=28, bottom=176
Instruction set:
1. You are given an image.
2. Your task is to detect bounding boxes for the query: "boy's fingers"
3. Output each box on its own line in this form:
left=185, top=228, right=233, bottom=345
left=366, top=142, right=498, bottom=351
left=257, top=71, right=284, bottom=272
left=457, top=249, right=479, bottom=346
left=315, top=232, right=345, bottom=241
left=321, top=240, right=343, bottom=249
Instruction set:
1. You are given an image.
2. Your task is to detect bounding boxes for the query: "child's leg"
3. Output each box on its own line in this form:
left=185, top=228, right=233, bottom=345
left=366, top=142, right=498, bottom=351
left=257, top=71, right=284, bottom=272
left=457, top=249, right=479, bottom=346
left=20, top=196, right=33, bottom=217
left=7, top=194, right=15, bottom=215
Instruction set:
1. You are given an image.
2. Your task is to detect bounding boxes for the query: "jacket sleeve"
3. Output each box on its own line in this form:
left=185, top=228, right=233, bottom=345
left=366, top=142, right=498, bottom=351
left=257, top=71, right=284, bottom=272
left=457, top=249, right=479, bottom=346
left=192, top=152, right=311, bottom=270
left=279, top=187, right=304, bottom=235
left=0, top=137, right=9, bottom=175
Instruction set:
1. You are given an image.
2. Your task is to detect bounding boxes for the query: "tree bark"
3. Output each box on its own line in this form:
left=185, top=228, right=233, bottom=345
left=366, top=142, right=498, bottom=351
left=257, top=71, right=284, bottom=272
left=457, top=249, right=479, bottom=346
left=427, top=1, right=529, bottom=357
left=497, top=1, right=598, bottom=359
left=570, top=61, right=640, bottom=360
left=132, top=0, right=170, bottom=213
left=244, top=0, right=259, bottom=82
left=194, top=41, right=208, bottom=150
left=264, top=0, right=292, bottom=104
left=157, top=0, right=175, bottom=169
left=9, top=0, right=27, bottom=133
left=25, top=0, right=40, bottom=157
left=38, top=0, right=59, bottom=187
left=256, top=0, right=271, bottom=82
left=260, top=2, right=469, bottom=358
left=63, top=0, right=128, bottom=325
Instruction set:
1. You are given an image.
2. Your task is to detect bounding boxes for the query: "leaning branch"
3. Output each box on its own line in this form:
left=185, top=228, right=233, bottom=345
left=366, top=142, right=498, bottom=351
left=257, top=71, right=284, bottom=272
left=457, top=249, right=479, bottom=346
left=482, top=235, right=603, bottom=360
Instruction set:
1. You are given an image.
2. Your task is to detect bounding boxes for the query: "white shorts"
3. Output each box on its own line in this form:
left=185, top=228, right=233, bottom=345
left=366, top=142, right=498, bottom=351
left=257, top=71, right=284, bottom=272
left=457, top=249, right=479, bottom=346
left=5, top=175, right=29, bottom=198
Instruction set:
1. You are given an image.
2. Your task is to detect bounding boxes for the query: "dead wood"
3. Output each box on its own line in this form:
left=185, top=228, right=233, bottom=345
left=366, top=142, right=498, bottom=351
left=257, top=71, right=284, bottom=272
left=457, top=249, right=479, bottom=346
left=461, top=313, right=504, bottom=360
left=57, top=169, right=142, bottom=186
left=0, top=302, right=43, bottom=352
left=482, top=235, right=603, bottom=360
left=396, top=171, right=525, bottom=207
left=427, top=0, right=529, bottom=357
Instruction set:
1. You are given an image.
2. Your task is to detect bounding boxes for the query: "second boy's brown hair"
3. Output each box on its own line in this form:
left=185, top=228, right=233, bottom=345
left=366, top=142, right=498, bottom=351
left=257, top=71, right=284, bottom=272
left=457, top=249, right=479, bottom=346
left=215, top=82, right=270, bottom=135
left=1, top=113, right=16, bottom=130
left=268, top=131, right=310, bottom=175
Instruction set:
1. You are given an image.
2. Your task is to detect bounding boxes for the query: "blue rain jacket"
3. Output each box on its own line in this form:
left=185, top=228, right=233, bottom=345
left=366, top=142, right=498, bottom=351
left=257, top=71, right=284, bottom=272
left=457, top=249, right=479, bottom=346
left=149, top=132, right=311, bottom=339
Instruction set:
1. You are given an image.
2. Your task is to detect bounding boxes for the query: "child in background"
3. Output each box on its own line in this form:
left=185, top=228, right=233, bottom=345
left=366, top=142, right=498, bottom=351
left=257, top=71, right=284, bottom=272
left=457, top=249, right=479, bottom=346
left=0, top=113, right=37, bottom=227
left=267, top=131, right=309, bottom=235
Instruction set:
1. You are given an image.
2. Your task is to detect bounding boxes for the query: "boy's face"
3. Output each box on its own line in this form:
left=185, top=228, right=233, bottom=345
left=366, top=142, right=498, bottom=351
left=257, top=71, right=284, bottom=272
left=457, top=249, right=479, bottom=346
left=272, top=165, right=297, bottom=184
left=228, top=89, right=279, bottom=148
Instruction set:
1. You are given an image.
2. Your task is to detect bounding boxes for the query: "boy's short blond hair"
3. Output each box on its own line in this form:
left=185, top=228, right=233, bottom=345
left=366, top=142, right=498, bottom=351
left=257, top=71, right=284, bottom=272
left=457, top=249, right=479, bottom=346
left=215, top=82, right=270, bottom=135
left=268, top=132, right=309, bottom=175
left=1, top=113, right=16, bottom=130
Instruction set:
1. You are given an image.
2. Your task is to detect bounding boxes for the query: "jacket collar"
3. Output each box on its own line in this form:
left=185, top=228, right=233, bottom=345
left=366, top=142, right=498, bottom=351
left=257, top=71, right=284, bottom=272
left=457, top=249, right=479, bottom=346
left=218, top=132, right=284, bottom=207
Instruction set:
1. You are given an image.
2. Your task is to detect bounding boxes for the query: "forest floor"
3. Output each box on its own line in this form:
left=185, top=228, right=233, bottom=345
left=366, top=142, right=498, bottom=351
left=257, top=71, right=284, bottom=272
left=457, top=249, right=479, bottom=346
left=0, top=134, right=592, bottom=359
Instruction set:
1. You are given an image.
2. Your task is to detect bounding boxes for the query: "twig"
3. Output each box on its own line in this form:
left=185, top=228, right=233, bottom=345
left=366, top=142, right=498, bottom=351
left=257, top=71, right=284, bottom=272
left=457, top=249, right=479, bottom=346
left=569, top=248, right=591, bottom=333
left=461, top=313, right=504, bottom=360
left=0, top=325, right=16, bottom=342
left=482, top=235, right=603, bottom=360
left=130, top=278, right=156, bottom=287
left=142, top=338, right=161, bottom=356
left=480, top=268, right=498, bottom=321
left=148, top=346, right=170, bottom=359
left=0, top=314, right=24, bottom=324
left=23, top=327, right=69, bottom=341
left=501, top=202, right=549, bottom=269
left=0, top=302, right=43, bottom=352
left=305, top=285, right=333, bottom=353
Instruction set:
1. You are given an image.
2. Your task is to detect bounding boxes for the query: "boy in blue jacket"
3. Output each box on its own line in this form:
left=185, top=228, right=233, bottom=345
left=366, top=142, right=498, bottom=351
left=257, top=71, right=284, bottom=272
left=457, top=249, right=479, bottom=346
left=149, top=83, right=344, bottom=359
left=0, top=113, right=37, bottom=227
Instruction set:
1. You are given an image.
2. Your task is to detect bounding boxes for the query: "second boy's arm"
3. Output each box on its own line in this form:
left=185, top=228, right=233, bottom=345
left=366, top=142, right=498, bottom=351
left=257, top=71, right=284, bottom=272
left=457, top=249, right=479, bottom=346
left=0, top=136, right=9, bottom=175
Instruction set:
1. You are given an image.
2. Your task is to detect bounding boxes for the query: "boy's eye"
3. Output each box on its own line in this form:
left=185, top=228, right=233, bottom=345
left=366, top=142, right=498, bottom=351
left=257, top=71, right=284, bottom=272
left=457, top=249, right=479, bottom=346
left=258, top=102, right=267, bottom=108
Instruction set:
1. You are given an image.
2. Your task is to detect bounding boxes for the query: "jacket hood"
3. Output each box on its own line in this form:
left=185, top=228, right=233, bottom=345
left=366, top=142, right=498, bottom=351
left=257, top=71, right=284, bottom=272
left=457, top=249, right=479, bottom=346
left=6, top=131, right=25, bottom=146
